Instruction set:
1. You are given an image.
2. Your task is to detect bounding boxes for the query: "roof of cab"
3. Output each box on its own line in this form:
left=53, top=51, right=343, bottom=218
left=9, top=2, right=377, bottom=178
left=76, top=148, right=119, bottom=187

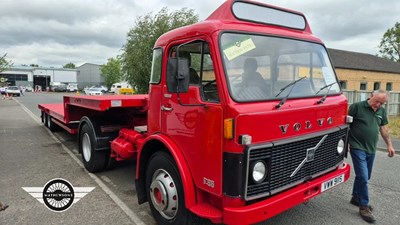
left=155, top=0, right=320, bottom=47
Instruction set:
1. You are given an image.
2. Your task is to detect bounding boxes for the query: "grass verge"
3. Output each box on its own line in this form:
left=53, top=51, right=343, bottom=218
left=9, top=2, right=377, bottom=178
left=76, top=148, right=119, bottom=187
left=388, top=116, right=400, bottom=138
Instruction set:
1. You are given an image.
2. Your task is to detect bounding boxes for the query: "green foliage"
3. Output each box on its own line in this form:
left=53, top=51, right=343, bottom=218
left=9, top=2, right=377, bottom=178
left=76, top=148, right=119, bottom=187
left=100, top=57, right=123, bottom=88
left=63, top=62, right=76, bottom=69
left=388, top=116, right=400, bottom=138
left=0, top=53, right=13, bottom=73
left=378, top=22, right=400, bottom=62
left=121, top=7, right=199, bottom=93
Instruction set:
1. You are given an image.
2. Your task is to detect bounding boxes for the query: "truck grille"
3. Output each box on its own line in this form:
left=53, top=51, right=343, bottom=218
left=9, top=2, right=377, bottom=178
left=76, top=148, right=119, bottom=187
left=245, top=126, right=348, bottom=200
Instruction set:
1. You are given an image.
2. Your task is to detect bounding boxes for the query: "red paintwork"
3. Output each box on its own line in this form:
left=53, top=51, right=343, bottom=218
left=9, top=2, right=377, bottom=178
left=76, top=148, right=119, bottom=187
left=160, top=86, right=224, bottom=196
left=38, top=94, right=148, bottom=134
left=64, top=95, right=148, bottom=112
left=225, top=95, right=349, bottom=152
left=111, top=138, right=134, bottom=160
left=110, top=128, right=144, bottom=160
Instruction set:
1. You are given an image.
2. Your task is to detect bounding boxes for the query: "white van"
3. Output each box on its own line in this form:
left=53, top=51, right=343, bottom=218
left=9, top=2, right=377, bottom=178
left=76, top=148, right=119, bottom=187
left=110, top=82, right=131, bottom=93
left=67, top=83, right=78, bottom=92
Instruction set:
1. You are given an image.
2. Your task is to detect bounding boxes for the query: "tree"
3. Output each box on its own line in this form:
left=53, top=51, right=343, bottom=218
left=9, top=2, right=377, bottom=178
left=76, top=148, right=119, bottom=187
left=0, top=53, right=13, bottom=73
left=63, top=62, right=76, bottom=69
left=121, top=7, right=199, bottom=93
left=100, top=57, right=123, bottom=88
left=378, top=22, right=400, bottom=62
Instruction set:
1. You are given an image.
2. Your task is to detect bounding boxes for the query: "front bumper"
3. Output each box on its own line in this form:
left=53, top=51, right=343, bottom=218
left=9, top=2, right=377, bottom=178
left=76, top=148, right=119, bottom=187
left=223, top=163, right=350, bottom=225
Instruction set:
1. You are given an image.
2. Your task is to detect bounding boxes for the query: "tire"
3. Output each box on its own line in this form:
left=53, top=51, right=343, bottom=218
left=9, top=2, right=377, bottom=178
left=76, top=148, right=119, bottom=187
left=42, top=111, right=46, bottom=124
left=79, top=123, right=108, bottom=172
left=44, top=113, right=50, bottom=128
left=45, top=113, right=60, bottom=132
left=146, top=152, right=195, bottom=225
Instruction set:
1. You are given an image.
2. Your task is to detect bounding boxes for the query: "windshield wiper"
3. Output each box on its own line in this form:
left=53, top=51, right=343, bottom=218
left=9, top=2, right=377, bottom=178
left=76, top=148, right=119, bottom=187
left=275, top=76, right=306, bottom=109
left=316, top=82, right=337, bottom=104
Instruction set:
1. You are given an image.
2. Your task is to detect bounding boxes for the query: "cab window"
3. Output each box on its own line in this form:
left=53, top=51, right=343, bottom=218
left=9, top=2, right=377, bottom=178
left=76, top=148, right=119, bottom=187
left=170, top=42, right=219, bottom=102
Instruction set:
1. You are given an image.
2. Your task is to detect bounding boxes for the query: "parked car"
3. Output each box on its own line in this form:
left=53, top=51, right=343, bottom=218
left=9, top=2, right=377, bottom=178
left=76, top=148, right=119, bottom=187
left=92, top=85, right=108, bottom=93
left=51, top=82, right=67, bottom=92
left=24, top=85, right=33, bottom=92
left=85, top=87, right=104, bottom=96
left=5, top=86, right=21, bottom=97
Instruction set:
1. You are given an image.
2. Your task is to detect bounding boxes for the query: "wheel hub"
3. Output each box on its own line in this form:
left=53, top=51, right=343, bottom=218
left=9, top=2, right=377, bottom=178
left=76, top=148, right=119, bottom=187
left=82, top=133, right=91, bottom=162
left=150, top=169, right=178, bottom=219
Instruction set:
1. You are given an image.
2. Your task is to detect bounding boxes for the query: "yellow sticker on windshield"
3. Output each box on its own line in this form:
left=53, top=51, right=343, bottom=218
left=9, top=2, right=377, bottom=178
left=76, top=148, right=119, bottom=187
left=223, top=38, right=256, bottom=61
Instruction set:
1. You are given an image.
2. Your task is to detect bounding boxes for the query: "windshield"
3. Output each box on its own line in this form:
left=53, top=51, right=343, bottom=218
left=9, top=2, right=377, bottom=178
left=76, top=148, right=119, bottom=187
left=220, top=33, right=340, bottom=102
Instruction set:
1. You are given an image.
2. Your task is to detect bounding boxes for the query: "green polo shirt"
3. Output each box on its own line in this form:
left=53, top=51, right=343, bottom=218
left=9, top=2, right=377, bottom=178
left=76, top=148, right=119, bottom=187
left=348, top=99, right=388, bottom=154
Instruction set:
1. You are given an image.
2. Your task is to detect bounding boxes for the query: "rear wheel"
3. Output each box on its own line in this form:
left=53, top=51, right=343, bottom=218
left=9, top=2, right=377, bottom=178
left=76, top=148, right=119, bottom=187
left=45, top=113, right=60, bottom=132
left=146, top=152, right=195, bottom=225
left=80, top=123, right=107, bottom=172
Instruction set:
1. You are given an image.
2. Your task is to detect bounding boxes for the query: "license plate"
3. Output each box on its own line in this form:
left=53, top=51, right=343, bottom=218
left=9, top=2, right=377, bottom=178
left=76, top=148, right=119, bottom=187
left=321, top=174, right=345, bottom=192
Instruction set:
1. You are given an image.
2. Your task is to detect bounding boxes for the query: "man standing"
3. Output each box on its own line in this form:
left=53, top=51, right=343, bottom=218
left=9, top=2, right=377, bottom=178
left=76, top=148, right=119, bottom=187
left=348, top=89, right=396, bottom=223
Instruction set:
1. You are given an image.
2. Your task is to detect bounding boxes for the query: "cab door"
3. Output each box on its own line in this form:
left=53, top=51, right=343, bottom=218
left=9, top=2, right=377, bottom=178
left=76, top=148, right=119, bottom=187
left=161, top=40, right=224, bottom=195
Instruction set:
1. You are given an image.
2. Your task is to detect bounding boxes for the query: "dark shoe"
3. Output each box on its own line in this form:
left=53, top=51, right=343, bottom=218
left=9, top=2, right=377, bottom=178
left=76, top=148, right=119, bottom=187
left=351, top=197, right=373, bottom=211
left=360, top=206, right=376, bottom=223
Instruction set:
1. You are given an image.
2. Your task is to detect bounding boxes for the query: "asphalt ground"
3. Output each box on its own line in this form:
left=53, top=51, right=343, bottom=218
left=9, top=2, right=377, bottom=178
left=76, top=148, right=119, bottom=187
left=0, top=98, right=141, bottom=225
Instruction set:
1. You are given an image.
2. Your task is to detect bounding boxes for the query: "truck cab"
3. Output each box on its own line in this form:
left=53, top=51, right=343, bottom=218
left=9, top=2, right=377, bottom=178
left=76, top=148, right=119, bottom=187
left=139, top=0, right=351, bottom=224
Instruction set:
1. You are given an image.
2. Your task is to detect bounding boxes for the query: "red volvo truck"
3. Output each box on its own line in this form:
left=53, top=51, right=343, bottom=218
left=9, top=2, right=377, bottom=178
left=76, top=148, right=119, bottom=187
left=39, top=0, right=352, bottom=224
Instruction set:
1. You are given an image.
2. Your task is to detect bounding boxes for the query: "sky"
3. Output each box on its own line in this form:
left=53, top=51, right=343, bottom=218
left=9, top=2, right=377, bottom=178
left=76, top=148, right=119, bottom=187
left=1, top=0, right=399, bottom=68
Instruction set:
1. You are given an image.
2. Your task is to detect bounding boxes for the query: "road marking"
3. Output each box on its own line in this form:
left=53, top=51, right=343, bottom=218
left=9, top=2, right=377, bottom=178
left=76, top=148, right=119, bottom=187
left=15, top=98, right=147, bottom=225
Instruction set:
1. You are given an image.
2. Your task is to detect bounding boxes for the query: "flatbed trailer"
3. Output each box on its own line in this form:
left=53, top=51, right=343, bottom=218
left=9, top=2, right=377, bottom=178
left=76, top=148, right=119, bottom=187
left=38, top=94, right=148, bottom=134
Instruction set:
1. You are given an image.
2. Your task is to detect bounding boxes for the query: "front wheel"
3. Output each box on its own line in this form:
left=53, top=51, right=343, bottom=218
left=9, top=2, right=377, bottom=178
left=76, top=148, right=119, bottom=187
left=146, top=152, right=195, bottom=225
left=79, top=123, right=107, bottom=172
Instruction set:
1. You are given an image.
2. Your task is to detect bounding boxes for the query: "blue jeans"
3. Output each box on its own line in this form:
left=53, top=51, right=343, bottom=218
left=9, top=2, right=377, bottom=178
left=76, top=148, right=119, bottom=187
left=350, top=148, right=376, bottom=206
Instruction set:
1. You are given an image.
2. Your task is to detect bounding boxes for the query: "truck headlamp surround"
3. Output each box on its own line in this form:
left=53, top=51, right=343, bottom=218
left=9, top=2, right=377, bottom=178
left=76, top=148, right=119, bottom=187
left=251, top=160, right=267, bottom=183
left=337, top=139, right=345, bottom=155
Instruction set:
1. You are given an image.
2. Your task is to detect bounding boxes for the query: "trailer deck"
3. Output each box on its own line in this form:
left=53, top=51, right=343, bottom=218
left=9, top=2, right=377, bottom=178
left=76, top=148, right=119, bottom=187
left=38, top=94, right=148, bottom=134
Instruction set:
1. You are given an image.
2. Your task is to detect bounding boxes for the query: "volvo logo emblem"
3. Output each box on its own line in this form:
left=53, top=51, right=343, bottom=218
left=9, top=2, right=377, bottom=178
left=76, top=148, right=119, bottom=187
left=306, top=148, right=315, bottom=161
left=279, top=117, right=333, bottom=134
left=290, top=135, right=328, bottom=177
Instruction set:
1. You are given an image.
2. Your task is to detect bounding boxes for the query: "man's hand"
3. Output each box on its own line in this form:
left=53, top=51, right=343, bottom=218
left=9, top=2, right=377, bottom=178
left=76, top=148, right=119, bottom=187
left=388, top=146, right=395, bottom=157
left=380, top=126, right=395, bottom=157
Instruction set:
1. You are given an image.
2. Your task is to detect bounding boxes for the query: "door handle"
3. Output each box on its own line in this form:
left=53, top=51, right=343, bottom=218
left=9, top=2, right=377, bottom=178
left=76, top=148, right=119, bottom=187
left=161, top=105, right=173, bottom=112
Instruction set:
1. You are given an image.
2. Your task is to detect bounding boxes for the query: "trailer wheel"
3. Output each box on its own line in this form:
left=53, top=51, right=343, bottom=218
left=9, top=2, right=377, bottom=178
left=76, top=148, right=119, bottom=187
left=146, top=152, right=195, bottom=225
left=80, top=123, right=107, bottom=172
left=45, top=113, right=60, bottom=132
left=41, top=111, right=45, bottom=123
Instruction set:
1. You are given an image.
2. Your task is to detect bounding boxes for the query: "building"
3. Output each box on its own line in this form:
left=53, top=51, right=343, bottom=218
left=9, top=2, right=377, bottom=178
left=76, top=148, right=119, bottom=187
left=76, top=63, right=104, bottom=89
left=328, top=48, right=400, bottom=91
left=0, top=65, right=77, bottom=90
left=0, top=63, right=105, bottom=90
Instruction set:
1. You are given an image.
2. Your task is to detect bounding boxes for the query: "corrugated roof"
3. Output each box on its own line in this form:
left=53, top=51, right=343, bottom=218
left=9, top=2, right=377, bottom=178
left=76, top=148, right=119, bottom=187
left=328, top=48, right=400, bottom=74
left=5, top=65, right=77, bottom=72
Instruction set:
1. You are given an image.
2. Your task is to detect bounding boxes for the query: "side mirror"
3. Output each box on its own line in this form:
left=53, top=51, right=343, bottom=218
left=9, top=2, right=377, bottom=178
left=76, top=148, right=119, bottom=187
left=167, top=57, right=190, bottom=93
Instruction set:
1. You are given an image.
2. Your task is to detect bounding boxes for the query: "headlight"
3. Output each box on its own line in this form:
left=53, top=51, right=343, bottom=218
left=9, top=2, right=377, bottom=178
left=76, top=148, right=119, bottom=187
left=337, top=139, right=345, bottom=154
left=251, top=161, right=267, bottom=183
